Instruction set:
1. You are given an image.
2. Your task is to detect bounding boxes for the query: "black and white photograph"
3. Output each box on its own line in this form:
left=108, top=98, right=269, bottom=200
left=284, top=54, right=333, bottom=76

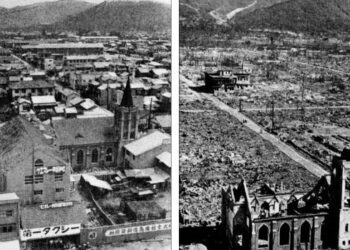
left=0, top=0, right=171, bottom=249
left=179, top=0, right=350, bottom=249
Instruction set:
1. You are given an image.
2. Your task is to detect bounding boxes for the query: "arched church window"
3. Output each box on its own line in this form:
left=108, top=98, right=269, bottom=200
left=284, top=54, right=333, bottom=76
left=91, top=149, right=98, bottom=163
left=77, top=150, right=84, bottom=164
left=280, top=223, right=290, bottom=245
left=106, top=148, right=113, bottom=162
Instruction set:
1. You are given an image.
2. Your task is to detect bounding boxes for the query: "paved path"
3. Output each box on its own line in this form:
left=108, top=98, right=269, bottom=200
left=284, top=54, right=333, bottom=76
left=244, top=105, right=350, bottom=112
left=201, top=93, right=328, bottom=178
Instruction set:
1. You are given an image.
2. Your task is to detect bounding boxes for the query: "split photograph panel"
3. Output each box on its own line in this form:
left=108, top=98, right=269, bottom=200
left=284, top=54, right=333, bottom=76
left=179, top=0, right=350, bottom=249
left=0, top=0, right=172, bottom=249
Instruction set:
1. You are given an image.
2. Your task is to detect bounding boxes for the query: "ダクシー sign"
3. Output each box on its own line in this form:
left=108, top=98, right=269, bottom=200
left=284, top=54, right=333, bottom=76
left=20, top=224, right=81, bottom=241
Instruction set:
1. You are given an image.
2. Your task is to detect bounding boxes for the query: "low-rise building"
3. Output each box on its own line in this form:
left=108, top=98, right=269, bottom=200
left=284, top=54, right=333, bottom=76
left=123, top=130, right=171, bottom=169
left=9, top=80, right=55, bottom=99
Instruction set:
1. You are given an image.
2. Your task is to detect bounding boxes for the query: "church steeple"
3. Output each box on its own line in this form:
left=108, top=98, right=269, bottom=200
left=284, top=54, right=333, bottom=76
left=115, top=76, right=140, bottom=167
left=120, top=77, right=133, bottom=108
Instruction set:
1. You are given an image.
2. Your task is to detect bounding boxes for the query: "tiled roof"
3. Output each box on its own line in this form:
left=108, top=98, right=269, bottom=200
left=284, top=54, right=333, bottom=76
left=124, top=131, right=170, bottom=156
left=23, top=43, right=104, bottom=49
left=52, top=117, right=116, bottom=146
left=9, top=80, right=54, bottom=90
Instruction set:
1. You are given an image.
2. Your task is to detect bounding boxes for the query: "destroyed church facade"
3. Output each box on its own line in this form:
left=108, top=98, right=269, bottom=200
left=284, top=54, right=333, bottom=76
left=222, top=155, right=350, bottom=250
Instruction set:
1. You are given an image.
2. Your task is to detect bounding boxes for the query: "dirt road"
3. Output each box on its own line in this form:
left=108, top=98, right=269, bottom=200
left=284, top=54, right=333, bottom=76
left=201, top=92, right=327, bottom=178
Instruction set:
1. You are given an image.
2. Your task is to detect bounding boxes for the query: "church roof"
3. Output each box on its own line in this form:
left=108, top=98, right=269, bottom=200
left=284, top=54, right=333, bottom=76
left=52, top=117, right=115, bottom=147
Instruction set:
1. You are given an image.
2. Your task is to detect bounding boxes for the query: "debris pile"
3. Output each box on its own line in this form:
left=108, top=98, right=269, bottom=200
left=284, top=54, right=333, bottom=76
left=180, top=108, right=318, bottom=226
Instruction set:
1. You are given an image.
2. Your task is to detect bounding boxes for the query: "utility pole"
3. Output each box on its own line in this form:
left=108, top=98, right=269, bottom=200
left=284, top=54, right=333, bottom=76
left=270, top=99, right=275, bottom=131
left=239, top=99, right=243, bottom=112
left=148, top=98, right=153, bottom=130
left=300, top=74, right=305, bottom=123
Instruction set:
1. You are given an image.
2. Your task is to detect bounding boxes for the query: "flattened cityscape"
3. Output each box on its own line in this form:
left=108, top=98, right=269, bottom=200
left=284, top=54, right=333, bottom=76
left=179, top=0, right=350, bottom=249
left=0, top=0, right=171, bottom=249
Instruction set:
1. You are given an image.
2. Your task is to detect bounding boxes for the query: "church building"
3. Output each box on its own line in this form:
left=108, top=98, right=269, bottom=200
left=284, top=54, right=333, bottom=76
left=52, top=77, right=141, bottom=171
left=222, top=154, right=350, bottom=250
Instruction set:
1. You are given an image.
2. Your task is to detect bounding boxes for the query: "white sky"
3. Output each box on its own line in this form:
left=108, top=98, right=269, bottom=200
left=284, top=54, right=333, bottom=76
left=0, top=0, right=171, bottom=8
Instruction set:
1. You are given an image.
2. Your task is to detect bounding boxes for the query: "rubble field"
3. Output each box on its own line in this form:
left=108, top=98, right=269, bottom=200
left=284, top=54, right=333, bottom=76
left=179, top=102, right=318, bottom=227
left=243, top=108, right=350, bottom=168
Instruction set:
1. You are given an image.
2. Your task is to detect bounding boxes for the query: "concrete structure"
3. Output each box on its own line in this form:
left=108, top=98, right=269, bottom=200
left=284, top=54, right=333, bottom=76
left=205, top=68, right=250, bottom=90
left=0, top=117, right=71, bottom=205
left=0, top=116, right=86, bottom=249
left=0, top=193, right=20, bottom=242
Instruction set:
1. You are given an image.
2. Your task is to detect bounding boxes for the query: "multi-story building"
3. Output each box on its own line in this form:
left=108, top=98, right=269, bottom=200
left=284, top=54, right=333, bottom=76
left=222, top=155, right=350, bottom=250
left=204, top=68, right=251, bottom=90
left=0, top=116, right=86, bottom=249
left=9, top=80, right=55, bottom=99
left=64, top=55, right=106, bottom=68
left=21, top=43, right=104, bottom=57
left=0, top=193, right=20, bottom=250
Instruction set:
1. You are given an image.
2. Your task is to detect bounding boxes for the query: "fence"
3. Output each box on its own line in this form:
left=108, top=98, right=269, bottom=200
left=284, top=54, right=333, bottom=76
left=80, top=219, right=171, bottom=245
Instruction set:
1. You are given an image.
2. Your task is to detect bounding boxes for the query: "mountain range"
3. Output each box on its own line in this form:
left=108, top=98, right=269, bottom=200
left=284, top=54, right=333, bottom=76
left=180, top=0, right=350, bottom=34
left=52, top=1, right=171, bottom=33
left=0, top=0, right=93, bottom=29
left=0, top=0, right=171, bottom=33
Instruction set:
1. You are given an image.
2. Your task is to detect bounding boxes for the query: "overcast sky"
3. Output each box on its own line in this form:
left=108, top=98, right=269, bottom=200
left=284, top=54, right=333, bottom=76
left=0, top=0, right=170, bottom=8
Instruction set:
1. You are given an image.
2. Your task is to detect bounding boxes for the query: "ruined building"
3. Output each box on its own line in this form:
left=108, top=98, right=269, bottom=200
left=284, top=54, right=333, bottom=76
left=222, top=156, right=350, bottom=250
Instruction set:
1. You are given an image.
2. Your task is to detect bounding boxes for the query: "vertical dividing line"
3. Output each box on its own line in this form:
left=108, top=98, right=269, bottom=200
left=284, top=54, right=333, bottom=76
left=171, top=0, right=180, bottom=248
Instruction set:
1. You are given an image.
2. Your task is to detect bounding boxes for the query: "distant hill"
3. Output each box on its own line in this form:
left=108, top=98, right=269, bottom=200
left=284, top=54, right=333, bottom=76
left=234, top=0, right=350, bottom=33
left=0, top=0, right=94, bottom=30
left=52, top=1, right=171, bottom=33
left=180, top=0, right=287, bottom=20
left=180, top=0, right=350, bottom=38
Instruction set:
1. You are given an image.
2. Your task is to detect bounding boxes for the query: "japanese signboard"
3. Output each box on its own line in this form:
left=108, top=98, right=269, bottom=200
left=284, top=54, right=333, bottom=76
left=40, top=202, right=73, bottom=210
left=35, top=165, right=65, bottom=175
left=105, top=222, right=171, bottom=237
left=20, top=224, right=81, bottom=241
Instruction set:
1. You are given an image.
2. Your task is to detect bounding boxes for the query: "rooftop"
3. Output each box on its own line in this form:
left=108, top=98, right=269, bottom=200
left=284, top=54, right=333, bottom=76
left=22, top=43, right=104, bottom=49
left=155, top=115, right=171, bottom=128
left=52, top=117, right=115, bottom=147
left=0, top=116, right=67, bottom=171
left=9, top=80, right=54, bottom=90
left=31, top=95, right=56, bottom=105
left=0, top=193, right=19, bottom=202
left=156, top=151, right=171, bottom=168
left=124, top=130, right=170, bottom=156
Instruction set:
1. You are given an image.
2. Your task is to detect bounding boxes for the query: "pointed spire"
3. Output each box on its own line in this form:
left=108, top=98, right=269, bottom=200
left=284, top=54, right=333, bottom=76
left=121, top=76, right=133, bottom=108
